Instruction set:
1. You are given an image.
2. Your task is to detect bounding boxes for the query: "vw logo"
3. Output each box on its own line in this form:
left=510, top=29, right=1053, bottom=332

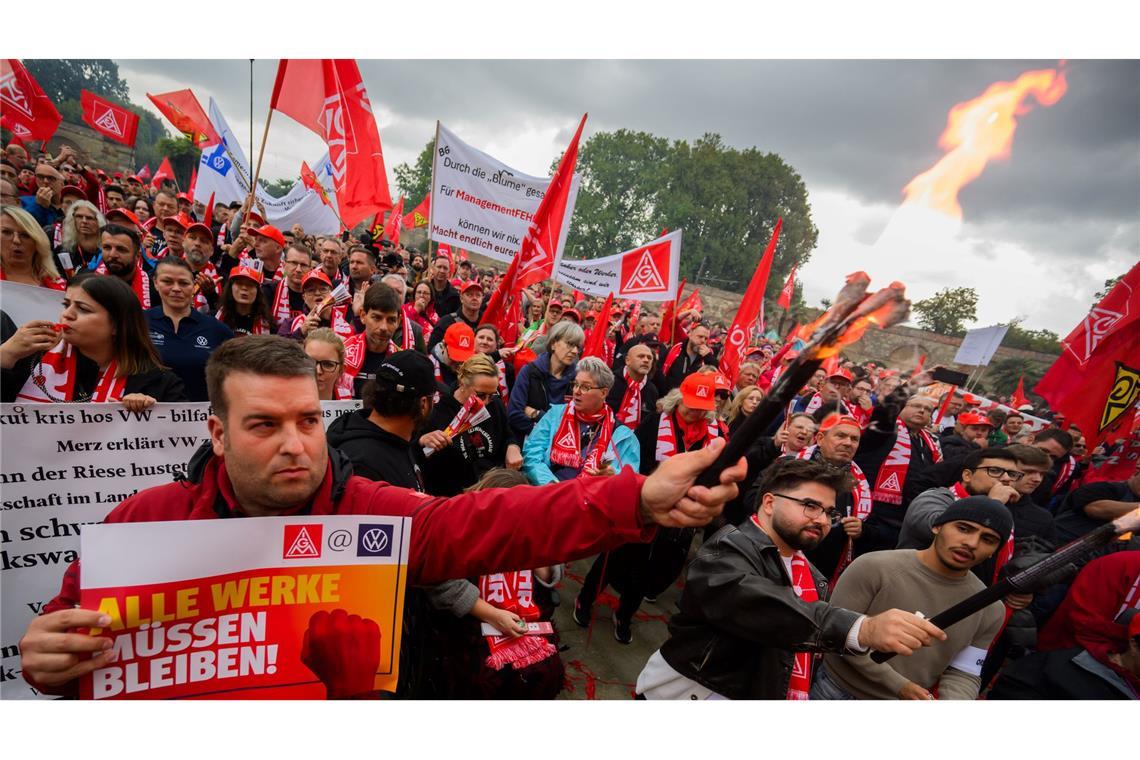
left=362, top=528, right=389, bottom=553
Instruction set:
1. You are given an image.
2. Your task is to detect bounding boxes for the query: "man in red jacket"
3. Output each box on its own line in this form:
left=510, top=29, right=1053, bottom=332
left=20, top=336, right=749, bottom=696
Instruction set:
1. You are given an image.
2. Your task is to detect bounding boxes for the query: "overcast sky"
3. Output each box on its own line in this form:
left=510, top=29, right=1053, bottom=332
left=114, top=58, right=1139, bottom=336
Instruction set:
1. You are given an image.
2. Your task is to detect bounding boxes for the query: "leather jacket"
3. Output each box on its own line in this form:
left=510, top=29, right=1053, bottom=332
left=659, top=518, right=862, bottom=699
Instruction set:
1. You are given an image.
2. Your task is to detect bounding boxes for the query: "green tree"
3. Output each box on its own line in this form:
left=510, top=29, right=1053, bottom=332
left=912, top=286, right=978, bottom=336
left=23, top=59, right=130, bottom=103
left=393, top=139, right=434, bottom=207
left=983, top=357, right=1047, bottom=402
left=1001, top=318, right=1061, bottom=354
left=154, top=136, right=201, bottom=190
left=258, top=177, right=297, bottom=199
left=1094, top=275, right=1123, bottom=301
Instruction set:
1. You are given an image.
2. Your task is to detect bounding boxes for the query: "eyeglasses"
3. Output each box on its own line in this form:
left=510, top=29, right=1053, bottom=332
left=0, top=227, right=31, bottom=242
left=572, top=382, right=603, bottom=393
left=35, top=173, right=59, bottom=182
left=772, top=493, right=842, bottom=522
left=473, top=391, right=498, bottom=402
left=972, top=466, right=1025, bottom=482
left=284, top=260, right=312, bottom=269
left=313, top=360, right=341, bottom=373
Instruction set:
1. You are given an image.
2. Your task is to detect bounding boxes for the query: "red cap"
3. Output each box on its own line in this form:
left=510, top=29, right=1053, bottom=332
left=585, top=310, right=599, bottom=320
left=60, top=184, right=85, bottom=198
left=185, top=220, right=212, bottom=239
left=680, top=372, right=718, bottom=411
left=713, top=372, right=733, bottom=392
left=958, top=411, right=994, bottom=428
left=177, top=192, right=193, bottom=203
left=163, top=213, right=192, bottom=230
left=444, top=323, right=476, bottom=363
left=511, top=347, right=537, bottom=374
left=460, top=279, right=484, bottom=294
left=828, top=367, right=854, bottom=383
left=879, top=369, right=899, bottom=379
left=253, top=224, right=285, bottom=247
left=96, top=169, right=107, bottom=177
left=105, top=208, right=143, bottom=231
left=245, top=210, right=266, bottom=225
left=113, top=172, right=122, bottom=179
left=562, top=308, right=581, bottom=323
left=127, top=175, right=142, bottom=183
left=819, top=413, right=862, bottom=433
left=229, top=264, right=264, bottom=286
left=302, top=270, right=333, bottom=290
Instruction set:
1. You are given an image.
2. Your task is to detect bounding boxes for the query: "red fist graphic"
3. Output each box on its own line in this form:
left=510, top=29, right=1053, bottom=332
left=301, top=609, right=382, bottom=699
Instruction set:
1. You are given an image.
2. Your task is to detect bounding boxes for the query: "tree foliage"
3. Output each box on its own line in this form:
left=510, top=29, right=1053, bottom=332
left=983, top=357, right=1047, bottom=402
left=155, top=136, right=201, bottom=190
left=912, top=287, right=978, bottom=336
left=393, top=139, right=434, bottom=207
left=258, top=177, right=297, bottom=199
left=1001, top=318, right=1061, bottom=355
left=1094, top=274, right=1123, bottom=301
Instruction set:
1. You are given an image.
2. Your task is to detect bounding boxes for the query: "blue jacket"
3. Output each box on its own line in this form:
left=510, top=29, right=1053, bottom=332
left=507, top=351, right=576, bottom=440
left=21, top=195, right=61, bottom=228
left=522, top=403, right=641, bottom=486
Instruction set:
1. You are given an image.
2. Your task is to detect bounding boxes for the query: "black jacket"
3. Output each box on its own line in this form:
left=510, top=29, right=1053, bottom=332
left=988, top=648, right=1138, bottom=700
left=658, top=518, right=861, bottom=700
left=419, top=392, right=517, bottom=497
left=605, top=371, right=659, bottom=430
left=325, top=409, right=423, bottom=490
left=429, top=280, right=461, bottom=317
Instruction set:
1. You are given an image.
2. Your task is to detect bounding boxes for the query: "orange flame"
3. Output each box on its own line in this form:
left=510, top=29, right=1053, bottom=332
left=902, top=65, right=1068, bottom=219
left=817, top=298, right=908, bottom=358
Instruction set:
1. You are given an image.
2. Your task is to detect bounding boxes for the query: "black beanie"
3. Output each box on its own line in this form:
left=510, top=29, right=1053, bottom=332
left=932, top=495, right=1013, bottom=547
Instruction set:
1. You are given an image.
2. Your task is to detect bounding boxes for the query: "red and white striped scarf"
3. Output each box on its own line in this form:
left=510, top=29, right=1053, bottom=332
left=656, top=411, right=723, bottom=461
left=872, top=420, right=943, bottom=505
left=495, top=359, right=509, bottom=403
left=550, top=402, right=616, bottom=476
left=290, top=304, right=354, bottom=340
left=191, top=260, right=219, bottom=311
left=795, top=445, right=872, bottom=587
left=271, top=278, right=299, bottom=328
left=16, top=340, right=126, bottom=403
left=478, top=570, right=558, bottom=671
left=95, top=259, right=151, bottom=308
left=341, top=317, right=415, bottom=392
left=617, top=369, right=648, bottom=429
left=1051, top=455, right=1077, bottom=496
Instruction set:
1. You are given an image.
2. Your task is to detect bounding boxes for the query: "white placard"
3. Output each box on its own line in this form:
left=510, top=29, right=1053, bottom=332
left=953, top=324, right=1009, bottom=366
left=555, top=231, right=682, bottom=301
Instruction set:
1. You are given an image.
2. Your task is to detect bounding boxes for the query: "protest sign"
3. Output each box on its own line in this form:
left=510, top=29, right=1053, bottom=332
left=429, top=122, right=580, bottom=265
left=953, top=324, right=1009, bottom=366
left=79, top=514, right=409, bottom=699
left=0, top=400, right=360, bottom=700
left=555, top=230, right=682, bottom=300
left=0, top=279, right=63, bottom=326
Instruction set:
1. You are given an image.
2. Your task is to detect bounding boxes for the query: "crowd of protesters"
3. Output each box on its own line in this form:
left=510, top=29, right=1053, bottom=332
left=3, top=138, right=1137, bottom=701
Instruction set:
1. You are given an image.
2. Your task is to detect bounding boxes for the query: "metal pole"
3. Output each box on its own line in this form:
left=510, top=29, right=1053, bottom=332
left=249, top=60, right=254, bottom=177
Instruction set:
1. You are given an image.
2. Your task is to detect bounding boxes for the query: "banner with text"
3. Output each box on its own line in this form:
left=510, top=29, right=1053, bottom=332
left=79, top=514, right=409, bottom=699
left=0, top=400, right=361, bottom=699
left=555, top=230, right=682, bottom=301
left=430, top=122, right=580, bottom=265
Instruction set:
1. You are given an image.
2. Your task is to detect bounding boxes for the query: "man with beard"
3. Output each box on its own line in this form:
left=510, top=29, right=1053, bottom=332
left=427, top=254, right=461, bottom=316
left=345, top=245, right=377, bottom=301
left=317, top=237, right=346, bottom=285
left=659, top=322, right=718, bottom=394
left=635, top=457, right=948, bottom=699
left=428, top=280, right=485, bottom=350
left=341, top=283, right=425, bottom=399
left=92, top=223, right=159, bottom=307
left=182, top=219, right=221, bottom=312
left=145, top=190, right=179, bottom=257
left=813, top=497, right=1009, bottom=700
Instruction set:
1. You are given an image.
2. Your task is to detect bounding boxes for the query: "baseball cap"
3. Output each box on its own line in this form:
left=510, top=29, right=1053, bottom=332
left=680, top=372, right=718, bottom=411
left=444, top=322, right=476, bottom=363
left=712, top=372, right=733, bottom=392
left=245, top=210, right=266, bottom=225
left=127, top=174, right=141, bottom=183
left=932, top=495, right=1013, bottom=548
left=562, top=308, right=581, bottom=323
left=301, top=270, right=332, bottom=290
left=253, top=224, right=285, bottom=247
left=460, top=279, right=483, bottom=294
left=60, top=184, right=85, bottom=199
left=958, top=411, right=994, bottom=428
left=185, top=219, right=213, bottom=239
left=177, top=192, right=193, bottom=203
left=375, top=350, right=436, bottom=397
left=163, top=213, right=192, bottom=230
left=104, top=207, right=143, bottom=231
left=229, top=264, right=264, bottom=285
left=828, top=367, right=854, bottom=383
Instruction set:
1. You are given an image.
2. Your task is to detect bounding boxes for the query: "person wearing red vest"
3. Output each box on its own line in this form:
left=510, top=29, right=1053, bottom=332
left=19, top=335, right=748, bottom=698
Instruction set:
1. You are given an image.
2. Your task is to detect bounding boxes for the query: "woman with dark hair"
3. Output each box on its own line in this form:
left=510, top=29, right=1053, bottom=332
left=145, top=257, right=234, bottom=402
left=216, top=261, right=274, bottom=336
left=1, top=272, right=186, bottom=408
left=133, top=197, right=154, bottom=224
left=403, top=279, right=437, bottom=335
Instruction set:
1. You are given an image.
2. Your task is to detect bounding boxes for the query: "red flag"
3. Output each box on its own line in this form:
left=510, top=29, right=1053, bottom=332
left=1010, top=375, right=1028, bottom=409
left=383, top=196, right=405, bottom=242
left=137, top=164, right=151, bottom=181
left=777, top=265, right=797, bottom=310
left=202, top=192, right=215, bottom=229
left=151, top=157, right=175, bottom=189
left=678, top=287, right=702, bottom=315
left=438, top=243, right=455, bottom=275
left=301, top=161, right=335, bottom=209
left=80, top=90, right=139, bottom=147
left=402, top=193, right=430, bottom=229
left=719, top=218, right=783, bottom=383
left=457, top=248, right=469, bottom=262
left=188, top=167, right=197, bottom=198
left=659, top=278, right=687, bottom=345
left=270, top=59, right=392, bottom=228
left=146, top=89, right=219, bottom=147
left=910, top=354, right=927, bottom=379
left=582, top=293, right=615, bottom=359
left=514, top=114, right=586, bottom=288
left=1034, top=262, right=1140, bottom=448
left=1, top=59, right=62, bottom=142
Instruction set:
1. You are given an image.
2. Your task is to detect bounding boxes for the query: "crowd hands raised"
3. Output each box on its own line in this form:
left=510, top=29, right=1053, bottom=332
left=4, top=138, right=1138, bottom=701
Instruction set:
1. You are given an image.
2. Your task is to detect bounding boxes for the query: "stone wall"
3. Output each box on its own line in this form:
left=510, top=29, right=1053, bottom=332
left=43, top=122, right=133, bottom=173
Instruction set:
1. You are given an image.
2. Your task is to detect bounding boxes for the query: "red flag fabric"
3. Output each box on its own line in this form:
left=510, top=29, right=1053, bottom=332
left=582, top=293, right=615, bottom=359
left=1, top=59, right=61, bottom=142
left=777, top=265, right=797, bottom=310
left=147, top=89, right=219, bottom=147
left=402, top=193, right=430, bottom=229
left=1034, top=261, right=1140, bottom=447
left=188, top=167, right=197, bottom=198
left=270, top=59, right=392, bottom=228
left=151, top=157, right=176, bottom=189
left=659, top=278, right=686, bottom=345
left=438, top=243, right=455, bottom=274
left=1010, top=375, right=1029, bottom=409
left=80, top=90, right=139, bottom=147
left=384, top=196, right=405, bottom=242
left=514, top=114, right=587, bottom=288
left=137, top=164, right=151, bottom=181
left=301, top=161, right=335, bottom=209
left=719, top=218, right=783, bottom=383
left=678, top=287, right=702, bottom=315
left=910, top=354, right=927, bottom=379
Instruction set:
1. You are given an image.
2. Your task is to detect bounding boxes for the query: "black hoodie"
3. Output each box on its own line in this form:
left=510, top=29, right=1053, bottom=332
left=325, top=409, right=424, bottom=490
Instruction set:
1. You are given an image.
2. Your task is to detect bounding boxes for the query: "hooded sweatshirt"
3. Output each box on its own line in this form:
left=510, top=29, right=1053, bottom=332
left=326, top=409, right=424, bottom=490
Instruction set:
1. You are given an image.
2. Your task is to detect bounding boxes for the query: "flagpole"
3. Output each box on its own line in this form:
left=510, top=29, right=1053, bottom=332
left=250, top=109, right=274, bottom=198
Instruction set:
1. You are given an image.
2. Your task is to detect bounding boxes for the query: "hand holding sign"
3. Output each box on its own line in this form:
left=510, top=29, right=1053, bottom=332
left=301, top=609, right=381, bottom=699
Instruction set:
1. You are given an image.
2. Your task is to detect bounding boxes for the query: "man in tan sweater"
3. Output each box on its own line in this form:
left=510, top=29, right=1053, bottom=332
left=813, top=496, right=1010, bottom=700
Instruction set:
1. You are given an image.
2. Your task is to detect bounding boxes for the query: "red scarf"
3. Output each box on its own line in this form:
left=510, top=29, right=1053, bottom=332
left=751, top=514, right=817, bottom=700
left=495, top=359, right=509, bottom=402
left=192, top=260, right=219, bottom=310
left=478, top=570, right=558, bottom=671
left=617, top=369, right=648, bottom=429
left=872, top=420, right=943, bottom=505
left=662, top=343, right=684, bottom=376
left=1051, top=455, right=1077, bottom=496
left=16, top=340, right=126, bottom=403
left=549, top=402, right=616, bottom=476
left=290, top=304, right=354, bottom=340
left=0, top=270, right=66, bottom=290
left=272, top=278, right=299, bottom=328
left=795, top=445, right=872, bottom=587
left=655, top=411, right=723, bottom=461
left=341, top=318, right=415, bottom=396
left=95, top=259, right=151, bottom=308
left=949, top=482, right=1014, bottom=584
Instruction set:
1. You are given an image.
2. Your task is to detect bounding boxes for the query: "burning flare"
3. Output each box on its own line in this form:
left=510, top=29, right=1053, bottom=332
left=902, top=65, right=1068, bottom=220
